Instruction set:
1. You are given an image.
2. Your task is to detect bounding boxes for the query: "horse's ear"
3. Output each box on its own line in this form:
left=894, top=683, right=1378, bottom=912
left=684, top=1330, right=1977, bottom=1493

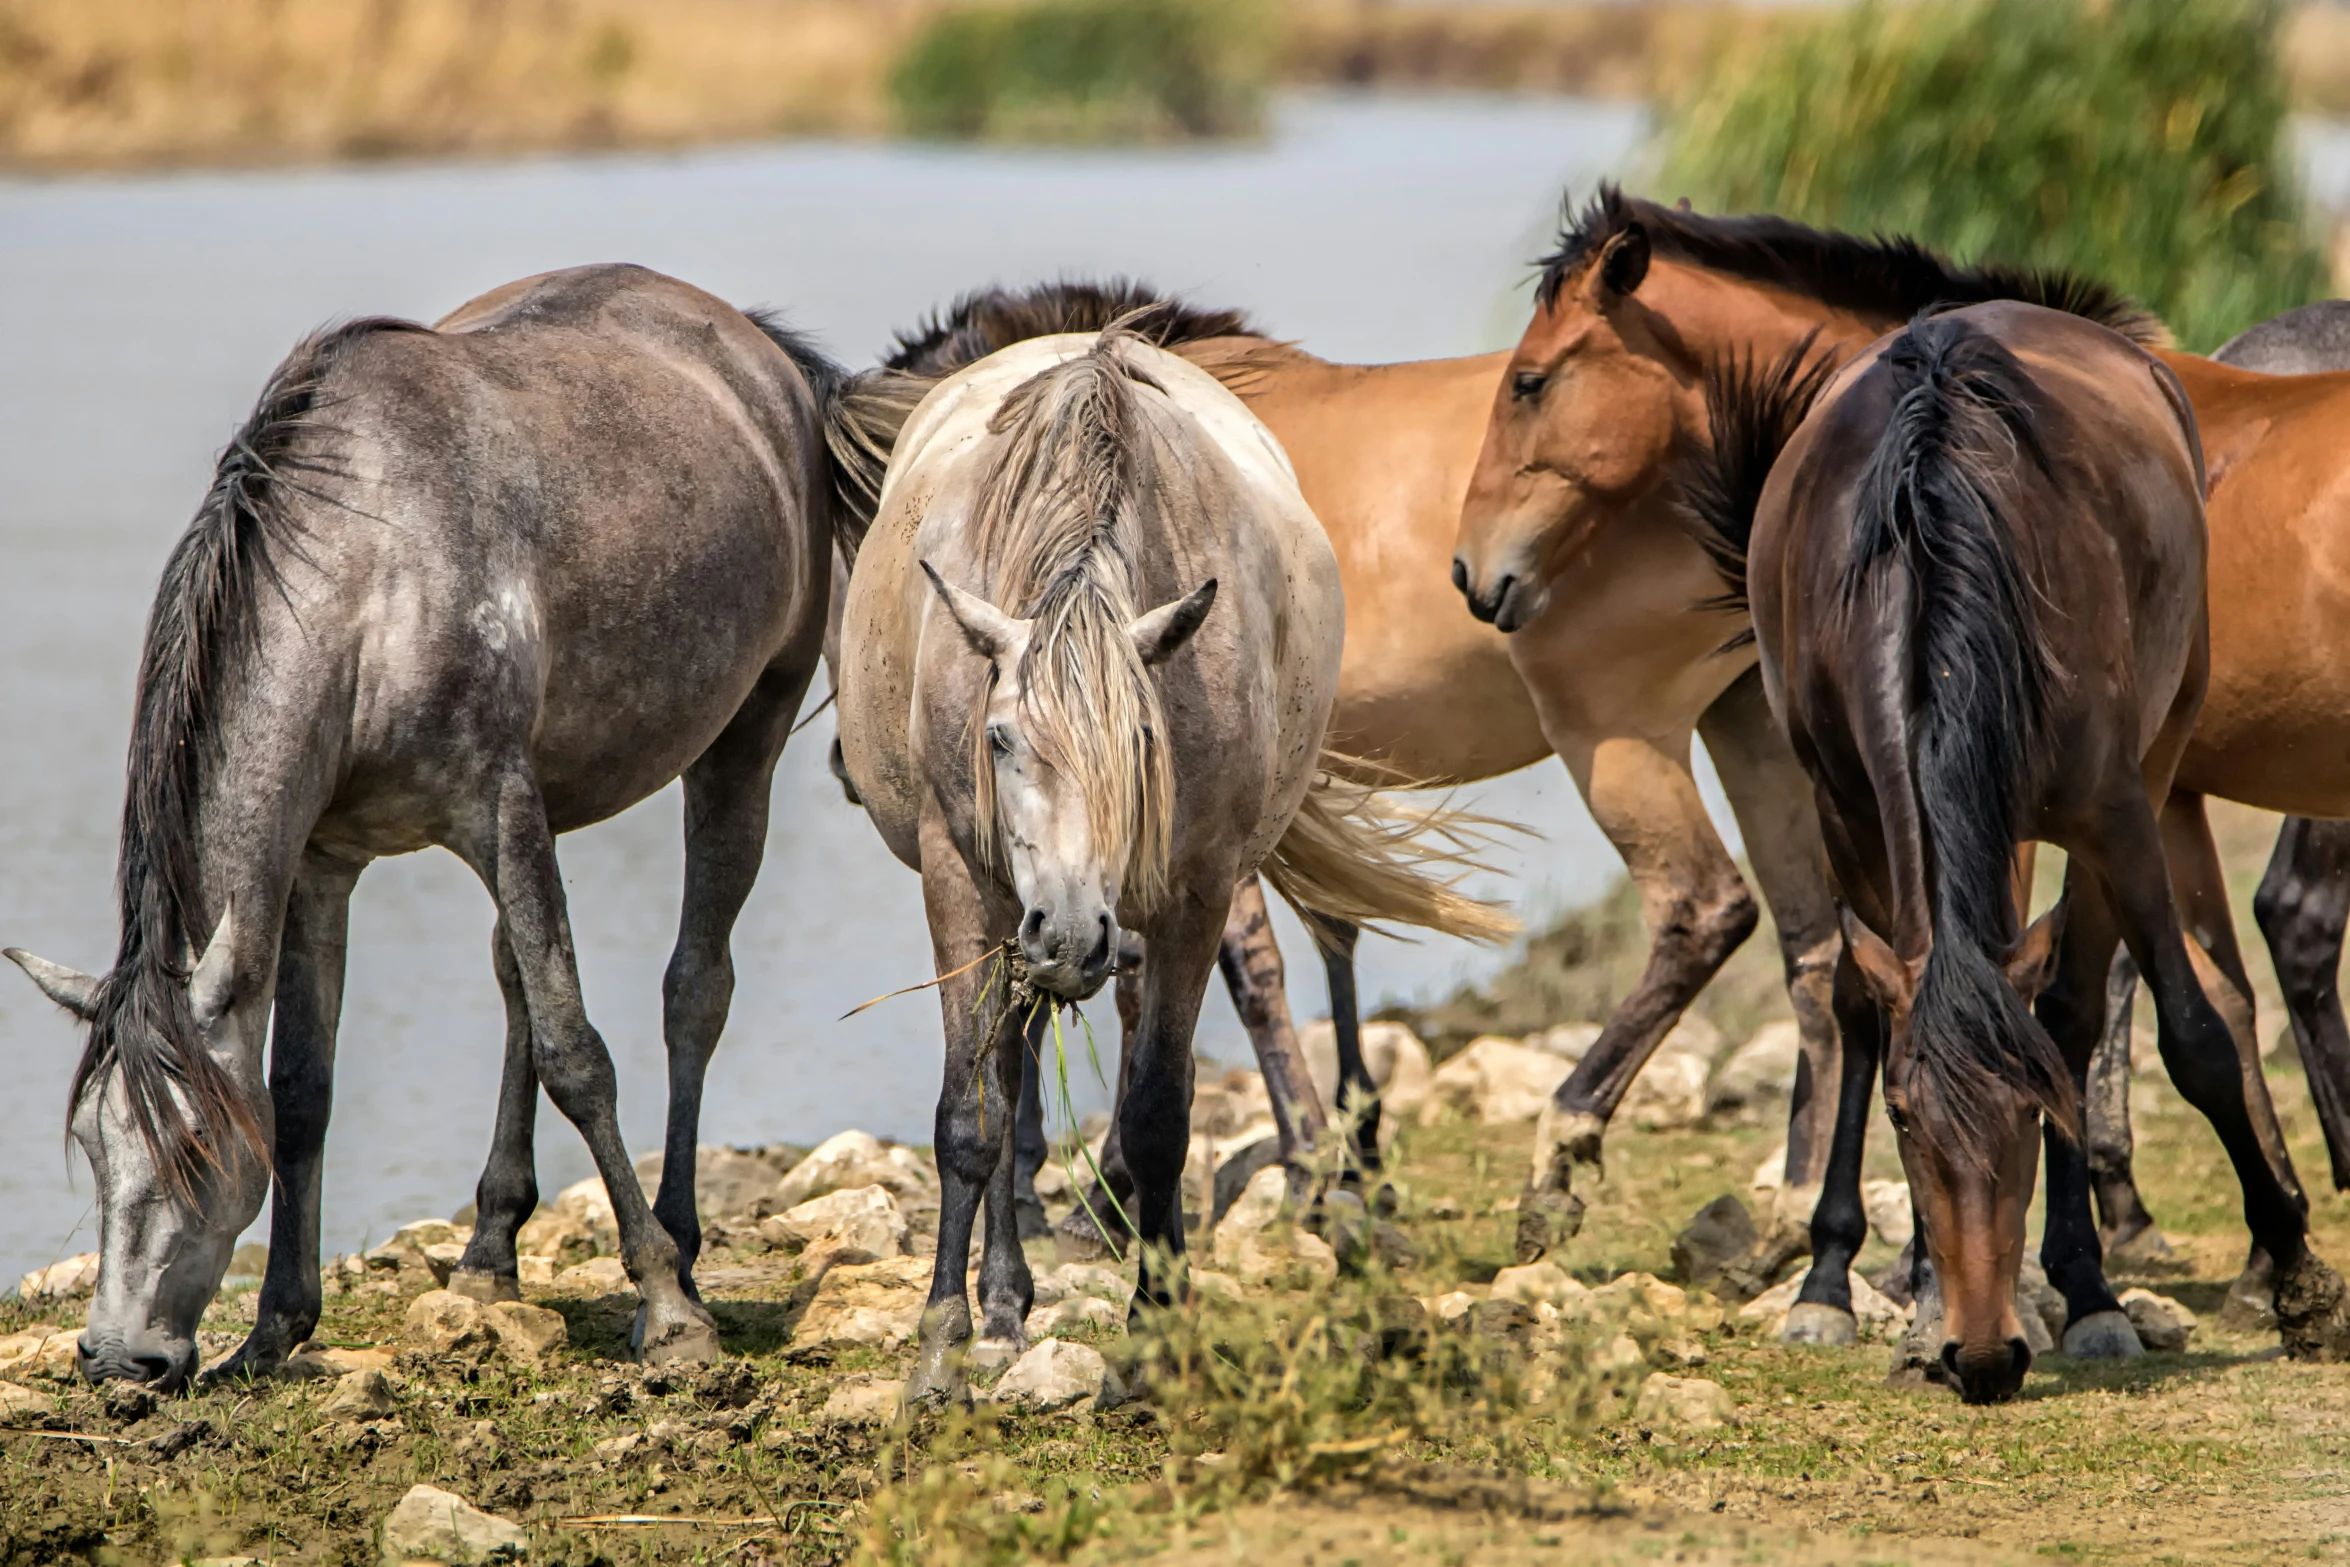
left=920, top=561, right=1018, bottom=661
left=1598, top=222, right=1650, bottom=299
left=1840, top=906, right=1920, bottom=1016
left=2004, top=899, right=2067, bottom=999
left=189, top=902, right=235, bottom=1028
left=4, top=949, right=99, bottom=1021
left=1128, top=579, right=1217, bottom=667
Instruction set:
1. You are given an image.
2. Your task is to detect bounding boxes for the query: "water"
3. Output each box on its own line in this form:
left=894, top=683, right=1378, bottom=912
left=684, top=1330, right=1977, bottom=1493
left=0, top=91, right=1709, bottom=1282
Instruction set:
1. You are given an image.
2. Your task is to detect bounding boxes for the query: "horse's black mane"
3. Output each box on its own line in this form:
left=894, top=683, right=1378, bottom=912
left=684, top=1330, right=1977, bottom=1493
left=1675, top=330, right=1838, bottom=639
left=90, top=314, right=427, bottom=1193
left=884, top=279, right=1262, bottom=379
left=1540, top=184, right=2167, bottom=347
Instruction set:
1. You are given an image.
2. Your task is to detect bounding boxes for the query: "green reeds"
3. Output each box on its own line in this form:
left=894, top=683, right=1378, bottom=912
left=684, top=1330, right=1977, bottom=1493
left=1657, top=0, right=2329, bottom=350
left=888, top=0, right=1276, bottom=144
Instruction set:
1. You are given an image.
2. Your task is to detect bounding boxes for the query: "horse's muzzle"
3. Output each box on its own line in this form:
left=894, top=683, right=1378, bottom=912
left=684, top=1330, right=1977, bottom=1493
left=80, top=1333, right=193, bottom=1392
left=1021, top=907, right=1115, bottom=1001
left=1940, top=1337, right=2030, bottom=1404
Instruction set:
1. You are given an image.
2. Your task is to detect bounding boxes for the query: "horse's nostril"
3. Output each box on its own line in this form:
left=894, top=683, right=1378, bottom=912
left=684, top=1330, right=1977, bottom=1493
left=1450, top=557, right=1470, bottom=596
left=128, top=1353, right=172, bottom=1384
left=1022, top=908, right=1046, bottom=943
left=1939, top=1341, right=1961, bottom=1376
left=1088, top=914, right=1113, bottom=970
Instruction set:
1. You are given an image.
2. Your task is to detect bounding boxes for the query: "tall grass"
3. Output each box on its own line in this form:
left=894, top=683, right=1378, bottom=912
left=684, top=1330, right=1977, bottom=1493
left=888, top=0, right=1275, bottom=143
left=1657, top=0, right=2329, bottom=350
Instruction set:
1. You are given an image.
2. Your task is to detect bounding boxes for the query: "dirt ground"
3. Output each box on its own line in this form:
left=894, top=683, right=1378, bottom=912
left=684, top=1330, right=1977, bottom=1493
left=4, top=1044, right=2347, bottom=1567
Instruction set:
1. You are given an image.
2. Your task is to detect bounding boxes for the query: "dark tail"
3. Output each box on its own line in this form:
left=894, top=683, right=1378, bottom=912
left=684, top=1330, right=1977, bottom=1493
left=1849, top=313, right=2075, bottom=1144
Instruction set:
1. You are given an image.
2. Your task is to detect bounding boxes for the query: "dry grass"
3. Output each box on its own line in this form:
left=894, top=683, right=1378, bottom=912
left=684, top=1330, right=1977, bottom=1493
left=0, top=0, right=941, bottom=171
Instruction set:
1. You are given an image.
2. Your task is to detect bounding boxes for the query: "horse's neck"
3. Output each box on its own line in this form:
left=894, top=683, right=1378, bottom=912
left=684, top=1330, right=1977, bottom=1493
left=1644, top=262, right=1889, bottom=387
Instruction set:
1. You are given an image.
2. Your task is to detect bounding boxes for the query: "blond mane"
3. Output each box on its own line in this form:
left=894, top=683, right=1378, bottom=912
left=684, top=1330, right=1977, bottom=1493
left=967, top=331, right=1177, bottom=907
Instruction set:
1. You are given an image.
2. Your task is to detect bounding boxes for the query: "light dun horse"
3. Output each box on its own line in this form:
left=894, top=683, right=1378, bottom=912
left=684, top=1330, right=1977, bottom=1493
left=9, top=266, right=859, bottom=1389
left=835, top=328, right=1504, bottom=1400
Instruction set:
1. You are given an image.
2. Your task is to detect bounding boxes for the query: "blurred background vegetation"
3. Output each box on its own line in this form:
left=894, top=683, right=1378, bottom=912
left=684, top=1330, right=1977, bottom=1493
left=1656, top=0, right=2330, bottom=350
left=8, top=0, right=2350, bottom=177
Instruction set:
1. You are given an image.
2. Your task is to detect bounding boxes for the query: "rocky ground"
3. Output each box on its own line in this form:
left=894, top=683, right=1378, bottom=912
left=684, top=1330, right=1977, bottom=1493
left=4, top=978, right=2348, bottom=1567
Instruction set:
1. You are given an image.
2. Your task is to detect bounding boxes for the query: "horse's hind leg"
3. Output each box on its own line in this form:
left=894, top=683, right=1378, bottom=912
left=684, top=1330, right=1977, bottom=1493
left=2084, top=950, right=2162, bottom=1254
left=1781, top=943, right=1883, bottom=1347
left=653, top=665, right=814, bottom=1297
left=1217, top=875, right=1328, bottom=1195
left=2254, top=816, right=2350, bottom=1191
left=2093, top=794, right=2350, bottom=1360
left=1053, top=932, right=1143, bottom=1262
left=1302, top=911, right=1392, bottom=1200
left=449, top=917, right=539, bottom=1302
left=472, top=768, right=716, bottom=1363
left=214, top=851, right=362, bottom=1380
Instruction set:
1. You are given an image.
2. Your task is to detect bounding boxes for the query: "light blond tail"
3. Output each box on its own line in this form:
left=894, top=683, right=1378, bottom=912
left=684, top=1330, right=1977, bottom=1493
left=1259, top=758, right=1518, bottom=946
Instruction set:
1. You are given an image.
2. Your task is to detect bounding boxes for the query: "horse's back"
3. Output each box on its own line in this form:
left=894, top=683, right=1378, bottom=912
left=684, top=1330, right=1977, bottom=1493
left=288, top=266, right=832, bottom=841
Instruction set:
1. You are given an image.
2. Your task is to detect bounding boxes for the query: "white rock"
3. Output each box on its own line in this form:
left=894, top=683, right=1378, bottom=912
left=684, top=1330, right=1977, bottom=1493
left=1208, top=1164, right=1337, bottom=1289
left=1419, top=1037, right=1570, bottom=1126
left=0, top=1330, right=78, bottom=1382
left=773, top=1130, right=886, bottom=1208
left=1624, top=1017, right=1721, bottom=1131
left=1031, top=1262, right=1129, bottom=1306
left=1423, top=1290, right=1478, bottom=1326
left=554, top=1174, right=634, bottom=1235
left=1300, top=1019, right=1435, bottom=1126
left=319, top=1368, right=395, bottom=1420
left=766, top=1185, right=907, bottom=1259
left=553, top=1257, right=631, bottom=1295
left=1739, top=1271, right=1905, bottom=1341
left=990, top=1338, right=1108, bottom=1412
left=1750, top=1142, right=1789, bottom=1195
left=2118, top=1287, right=2196, bottom=1353
left=1708, top=1020, right=1804, bottom=1116
left=1861, top=1179, right=1914, bottom=1250
left=379, top=1483, right=527, bottom=1565
left=821, top=1375, right=906, bottom=1424
left=2017, top=1259, right=2069, bottom=1350
left=0, top=1381, right=49, bottom=1424
left=1190, top=1071, right=1275, bottom=1137
left=791, top=1255, right=932, bottom=1349
left=388, top=1219, right=470, bottom=1251
left=1634, top=1372, right=1734, bottom=1431
left=633, top=1144, right=791, bottom=1222
left=1528, top=1023, right=1603, bottom=1063
left=1489, top=1260, right=1592, bottom=1312
left=1026, top=1296, right=1120, bottom=1337
left=1032, top=1162, right=1072, bottom=1201
left=515, top=1209, right=595, bottom=1263
left=16, top=1252, right=99, bottom=1302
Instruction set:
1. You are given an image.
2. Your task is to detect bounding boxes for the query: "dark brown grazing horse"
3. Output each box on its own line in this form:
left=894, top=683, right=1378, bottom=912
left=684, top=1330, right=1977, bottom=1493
left=1718, top=301, right=2348, bottom=1400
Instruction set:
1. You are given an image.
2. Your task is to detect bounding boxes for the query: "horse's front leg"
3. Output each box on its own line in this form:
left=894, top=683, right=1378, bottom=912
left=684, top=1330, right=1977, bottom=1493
left=1127, top=888, right=1231, bottom=1313
left=908, top=815, right=1027, bottom=1405
left=212, top=851, right=363, bottom=1381
left=1521, top=727, right=1758, bottom=1263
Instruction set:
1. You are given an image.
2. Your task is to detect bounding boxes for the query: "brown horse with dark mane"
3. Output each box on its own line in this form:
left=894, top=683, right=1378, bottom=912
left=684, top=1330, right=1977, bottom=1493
left=1716, top=301, right=2343, bottom=1399
left=1457, top=185, right=2350, bottom=1352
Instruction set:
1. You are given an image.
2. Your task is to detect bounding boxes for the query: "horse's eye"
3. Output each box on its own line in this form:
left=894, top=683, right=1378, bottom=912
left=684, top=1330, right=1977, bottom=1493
left=1512, top=370, right=1548, bottom=402
left=988, top=723, right=1013, bottom=757
left=1884, top=1099, right=1911, bottom=1133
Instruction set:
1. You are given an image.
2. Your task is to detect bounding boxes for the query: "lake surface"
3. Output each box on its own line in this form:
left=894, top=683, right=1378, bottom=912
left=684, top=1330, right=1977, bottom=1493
left=0, top=93, right=1702, bottom=1281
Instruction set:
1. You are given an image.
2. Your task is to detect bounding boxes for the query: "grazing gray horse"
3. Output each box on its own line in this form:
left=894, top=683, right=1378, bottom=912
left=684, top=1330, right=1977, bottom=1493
left=7, top=265, right=865, bottom=1389
left=835, top=330, right=1506, bottom=1401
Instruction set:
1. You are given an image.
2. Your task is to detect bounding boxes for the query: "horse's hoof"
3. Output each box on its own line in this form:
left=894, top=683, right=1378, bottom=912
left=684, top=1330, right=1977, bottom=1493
left=201, top=1333, right=291, bottom=1385
left=446, top=1267, right=521, bottom=1304
left=1015, top=1194, right=1051, bottom=1241
left=906, top=1340, right=972, bottom=1407
left=2220, top=1263, right=2279, bottom=1333
left=1054, top=1209, right=1124, bottom=1265
left=2103, top=1223, right=2175, bottom=1267
left=1513, top=1190, right=1585, bottom=1266
left=636, top=1302, right=722, bottom=1365
left=2060, top=1309, right=2144, bottom=1360
left=2276, top=1254, right=2350, bottom=1362
left=1780, top=1303, right=1858, bottom=1347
